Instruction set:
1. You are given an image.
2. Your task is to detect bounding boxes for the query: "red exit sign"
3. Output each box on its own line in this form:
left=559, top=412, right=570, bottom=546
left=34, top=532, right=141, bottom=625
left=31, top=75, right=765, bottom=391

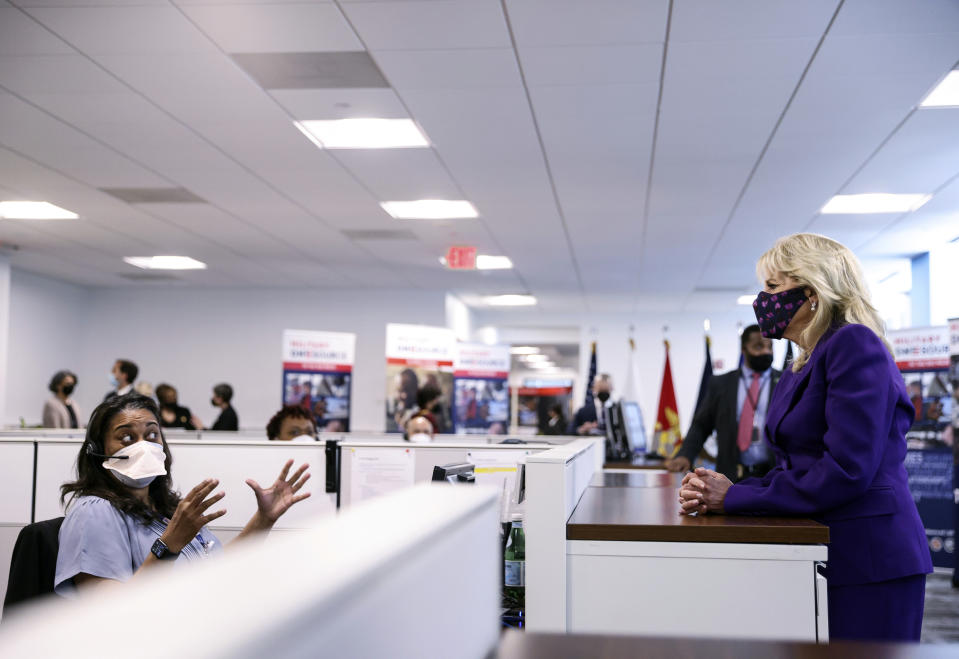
left=446, top=245, right=477, bottom=269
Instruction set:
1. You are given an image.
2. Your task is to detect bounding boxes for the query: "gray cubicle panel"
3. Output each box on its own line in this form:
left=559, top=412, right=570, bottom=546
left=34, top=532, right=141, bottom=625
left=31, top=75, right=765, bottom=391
left=338, top=441, right=551, bottom=508
left=0, top=440, right=38, bottom=614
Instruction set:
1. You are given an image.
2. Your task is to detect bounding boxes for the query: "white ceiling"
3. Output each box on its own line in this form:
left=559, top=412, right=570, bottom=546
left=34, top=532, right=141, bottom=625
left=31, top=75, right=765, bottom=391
left=0, top=0, right=957, bottom=313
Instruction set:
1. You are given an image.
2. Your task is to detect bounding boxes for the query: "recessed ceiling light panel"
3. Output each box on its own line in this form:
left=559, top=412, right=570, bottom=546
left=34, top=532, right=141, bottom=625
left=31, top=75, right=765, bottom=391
left=484, top=294, right=537, bottom=307
left=124, top=256, right=207, bottom=271
left=737, top=295, right=755, bottom=305
left=0, top=201, right=77, bottom=220
left=920, top=70, right=959, bottom=108
left=381, top=200, right=478, bottom=220
left=476, top=255, right=513, bottom=270
left=820, top=193, right=931, bottom=214
left=294, top=118, right=428, bottom=149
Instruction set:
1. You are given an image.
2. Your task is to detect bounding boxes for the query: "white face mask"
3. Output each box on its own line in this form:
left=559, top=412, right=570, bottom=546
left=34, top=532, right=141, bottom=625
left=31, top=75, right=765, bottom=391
left=290, top=434, right=316, bottom=443
left=409, top=433, right=432, bottom=443
left=103, top=440, right=167, bottom=489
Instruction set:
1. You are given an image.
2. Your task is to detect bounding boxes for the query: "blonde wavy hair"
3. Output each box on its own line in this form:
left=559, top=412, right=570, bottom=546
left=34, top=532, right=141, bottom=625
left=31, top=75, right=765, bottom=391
left=756, top=233, right=891, bottom=372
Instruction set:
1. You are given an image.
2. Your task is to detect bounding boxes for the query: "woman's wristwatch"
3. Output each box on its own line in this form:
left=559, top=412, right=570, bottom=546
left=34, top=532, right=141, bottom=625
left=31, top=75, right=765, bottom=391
left=151, top=538, right=180, bottom=561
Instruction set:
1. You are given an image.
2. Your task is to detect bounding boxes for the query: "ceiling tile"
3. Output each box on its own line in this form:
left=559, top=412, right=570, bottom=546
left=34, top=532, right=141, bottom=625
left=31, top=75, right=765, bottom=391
left=342, top=1, right=511, bottom=50
left=0, top=7, right=74, bottom=55
left=505, top=0, right=668, bottom=47
left=181, top=3, right=362, bottom=53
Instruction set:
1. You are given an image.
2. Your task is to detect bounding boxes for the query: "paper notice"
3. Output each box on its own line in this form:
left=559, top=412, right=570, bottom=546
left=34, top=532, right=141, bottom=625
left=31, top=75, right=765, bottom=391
left=349, top=447, right=416, bottom=504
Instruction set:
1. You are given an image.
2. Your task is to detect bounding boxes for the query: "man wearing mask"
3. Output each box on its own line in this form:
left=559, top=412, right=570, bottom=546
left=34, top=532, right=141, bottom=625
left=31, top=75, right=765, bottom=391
left=666, top=324, right=780, bottom=481
left=104, top=359, right=137, bottom=402
left=571, top=373, right=613, bottom=435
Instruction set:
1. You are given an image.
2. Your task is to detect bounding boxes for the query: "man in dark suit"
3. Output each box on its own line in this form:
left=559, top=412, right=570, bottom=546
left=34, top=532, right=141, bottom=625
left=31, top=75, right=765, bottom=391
left=666, top=325, right=779, bottom=481
left=569, top=373, right=613, bottom=435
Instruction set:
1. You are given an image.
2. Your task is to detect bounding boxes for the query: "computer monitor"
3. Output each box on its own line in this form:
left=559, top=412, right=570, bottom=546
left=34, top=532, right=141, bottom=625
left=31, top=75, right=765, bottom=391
left=431, top=462, right=476, bottom=484
left=620, top=401, right=647, bottom=454
left=604, top=404, right=630, bottom=461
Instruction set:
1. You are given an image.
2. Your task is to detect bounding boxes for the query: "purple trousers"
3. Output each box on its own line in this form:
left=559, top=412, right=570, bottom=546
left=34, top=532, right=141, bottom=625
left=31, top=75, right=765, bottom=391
left=828, top=574, right=926, bottom=642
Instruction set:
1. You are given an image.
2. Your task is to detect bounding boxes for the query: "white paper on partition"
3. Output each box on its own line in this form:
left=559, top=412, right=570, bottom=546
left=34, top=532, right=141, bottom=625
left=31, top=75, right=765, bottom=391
left=467, top=450, right=532, bottom=519
left=349, top=447, right=416, bottom=504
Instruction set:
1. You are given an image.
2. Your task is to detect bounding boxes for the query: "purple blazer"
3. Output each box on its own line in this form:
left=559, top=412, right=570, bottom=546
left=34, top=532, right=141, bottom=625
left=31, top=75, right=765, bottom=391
left=724, top=324, right=932, bottom=586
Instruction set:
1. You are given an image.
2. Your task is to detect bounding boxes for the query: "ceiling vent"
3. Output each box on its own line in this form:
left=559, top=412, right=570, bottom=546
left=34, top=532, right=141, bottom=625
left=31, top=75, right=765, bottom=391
left=100, top=188, right=206, bottom=204
left=232, top=52, right=389, bottom=89
left=342, top=229, right=418, bottom=241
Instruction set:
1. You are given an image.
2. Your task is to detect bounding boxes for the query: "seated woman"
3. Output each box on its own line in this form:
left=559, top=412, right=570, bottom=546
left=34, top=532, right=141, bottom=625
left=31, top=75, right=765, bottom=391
left=266, top=405, right=317, bottom=442
left=55, top=393, right=310, bottom=596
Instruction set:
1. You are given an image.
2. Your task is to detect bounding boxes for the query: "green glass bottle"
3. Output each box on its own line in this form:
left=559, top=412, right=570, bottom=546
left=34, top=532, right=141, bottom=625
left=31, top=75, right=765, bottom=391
left=504, top=516, right=525, bottom=610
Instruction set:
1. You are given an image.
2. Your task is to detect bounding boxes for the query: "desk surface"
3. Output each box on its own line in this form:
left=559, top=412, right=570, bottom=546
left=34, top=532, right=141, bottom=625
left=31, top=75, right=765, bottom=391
left=497, top=631, right=956, bottom=658
left=567, top=486, right=829, bottom=544
left=603, top=457, right=668, bottom=470
left=589, top=470, right=681, bottom=489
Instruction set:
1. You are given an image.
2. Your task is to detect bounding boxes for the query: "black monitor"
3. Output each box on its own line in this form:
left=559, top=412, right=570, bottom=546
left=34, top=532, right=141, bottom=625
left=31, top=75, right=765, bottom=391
left=604, top=403, right=630, bottom=461
left=431, top=462, right=476, bottom=484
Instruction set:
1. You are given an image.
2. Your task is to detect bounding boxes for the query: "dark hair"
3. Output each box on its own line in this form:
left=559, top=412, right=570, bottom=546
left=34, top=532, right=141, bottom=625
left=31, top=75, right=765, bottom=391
left=155, top=383, right=176, bottom=404
left=60, top=393, right=179, bottom=523
left=213, top=383, right=233, bottom=403
left=416, top=383, right=442, bottom=409
left=740, top=324, right=762, bottom=351
left=116, top=359, right=139, bottom=384
left=266, top=405, right=316, bottom=440
left=48, top=370, right=78, bottom=394
left=549, top=403, right=565, bottom=418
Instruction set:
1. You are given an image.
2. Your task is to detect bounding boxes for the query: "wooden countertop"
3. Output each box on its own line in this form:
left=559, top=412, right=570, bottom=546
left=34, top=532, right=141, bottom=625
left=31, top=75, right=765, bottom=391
left=496, top=631, right=952, bottom=659
left=567, top=486, right=829, bottom=544
left=589, top=470, right=682, bottom=489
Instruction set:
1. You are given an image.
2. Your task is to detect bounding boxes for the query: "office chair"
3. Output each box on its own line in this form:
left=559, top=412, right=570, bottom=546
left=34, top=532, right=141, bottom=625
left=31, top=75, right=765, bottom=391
left=3, top=517, right=64, bottom=616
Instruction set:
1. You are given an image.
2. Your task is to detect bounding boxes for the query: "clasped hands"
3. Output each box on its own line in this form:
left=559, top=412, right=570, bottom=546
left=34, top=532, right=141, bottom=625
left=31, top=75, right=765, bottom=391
left=678, top=467, right=733, bottom=516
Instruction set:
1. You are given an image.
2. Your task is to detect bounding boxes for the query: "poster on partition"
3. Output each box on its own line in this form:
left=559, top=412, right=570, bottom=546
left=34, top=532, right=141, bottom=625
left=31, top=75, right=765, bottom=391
left=385, top=324, right=455, bottom=433
left=516, top=379, right=574, bottom=435
left=282, top=329, right=355, bottom=432
left=891, top=325, right=955, bottom=569
left=452, top=343, right=510, bottom=435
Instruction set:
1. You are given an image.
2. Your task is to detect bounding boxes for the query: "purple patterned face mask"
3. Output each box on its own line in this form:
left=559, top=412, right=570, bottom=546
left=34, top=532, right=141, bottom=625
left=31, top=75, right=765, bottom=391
left=752, top=287, right=808, bottom=339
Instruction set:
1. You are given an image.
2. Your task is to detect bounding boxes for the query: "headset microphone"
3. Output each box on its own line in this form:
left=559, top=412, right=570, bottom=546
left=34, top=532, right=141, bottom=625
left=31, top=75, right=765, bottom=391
left=85, top=444, right=129, bottom=460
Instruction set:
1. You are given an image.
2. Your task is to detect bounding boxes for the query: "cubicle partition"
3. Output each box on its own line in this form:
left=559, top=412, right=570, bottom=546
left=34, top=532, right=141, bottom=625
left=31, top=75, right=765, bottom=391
left=338, top=440, right=553, bottom=509
left=0, top=485, right=502, bottom=659
left=523, top=438, right=830, bottom=642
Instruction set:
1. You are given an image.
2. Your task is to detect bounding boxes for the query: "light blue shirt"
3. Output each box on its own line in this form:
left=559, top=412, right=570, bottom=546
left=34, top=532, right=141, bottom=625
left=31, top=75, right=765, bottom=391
left=55, top=496, right=222, bottom=597
left=736, top=364, right=772, bottom=466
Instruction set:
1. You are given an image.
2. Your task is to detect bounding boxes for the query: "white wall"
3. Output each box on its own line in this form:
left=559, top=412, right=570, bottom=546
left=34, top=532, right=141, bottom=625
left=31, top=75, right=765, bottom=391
left=73, top=287, right=446, bottom=433
left=4, top=270, right=446, bottom=432
left=5, top=269, right=90, bottom=427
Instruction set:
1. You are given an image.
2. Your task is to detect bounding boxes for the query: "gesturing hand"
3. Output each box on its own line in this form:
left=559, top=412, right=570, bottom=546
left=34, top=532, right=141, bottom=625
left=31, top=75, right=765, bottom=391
left=678, top=468, right=733, bottom=516
left=246, top=460, right=311, bottom=523
left=163, top=478, right=226, bottom=552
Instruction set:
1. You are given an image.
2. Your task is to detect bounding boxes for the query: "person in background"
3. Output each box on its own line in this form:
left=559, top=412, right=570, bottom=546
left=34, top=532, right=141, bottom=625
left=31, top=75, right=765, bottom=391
left=678, top=233, right=932, bottom=642
left=104, top=359, right=137, bottom=402
left=543, top=403, right=567, bottom=436
left=416, top=383, right=445, bottom=433
left=391, top=368, right=419, bottom=431
left=267, top=405, right=317, bottom=442
left=155, top=384, right=202, bottom=431
left=313, top=397, right=328, bottom=431
left=210, top=383, right=238, bottom=431
left=55, top=393, right=310, bottom=596
left=570, top=373, right=613, bottom=435
left=405, top=414, right=434, bottom=443
left=666, top=325, right=780, bottom=481
left=43, top=370, right=82, bottom=429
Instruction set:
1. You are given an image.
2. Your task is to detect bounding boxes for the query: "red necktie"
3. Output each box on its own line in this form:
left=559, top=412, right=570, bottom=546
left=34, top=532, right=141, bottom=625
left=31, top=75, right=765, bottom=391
left=737, top=372, right=761, bottom=452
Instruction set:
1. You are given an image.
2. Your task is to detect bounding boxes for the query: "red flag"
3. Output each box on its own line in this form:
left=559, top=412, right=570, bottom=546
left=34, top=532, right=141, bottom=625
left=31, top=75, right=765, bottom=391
left=654, top=340, right=683, bottom=457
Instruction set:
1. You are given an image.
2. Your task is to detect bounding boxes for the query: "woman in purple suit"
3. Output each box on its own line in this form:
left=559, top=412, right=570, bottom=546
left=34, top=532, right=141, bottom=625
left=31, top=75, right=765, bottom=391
left=679, top=233, right=932, bottom=641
